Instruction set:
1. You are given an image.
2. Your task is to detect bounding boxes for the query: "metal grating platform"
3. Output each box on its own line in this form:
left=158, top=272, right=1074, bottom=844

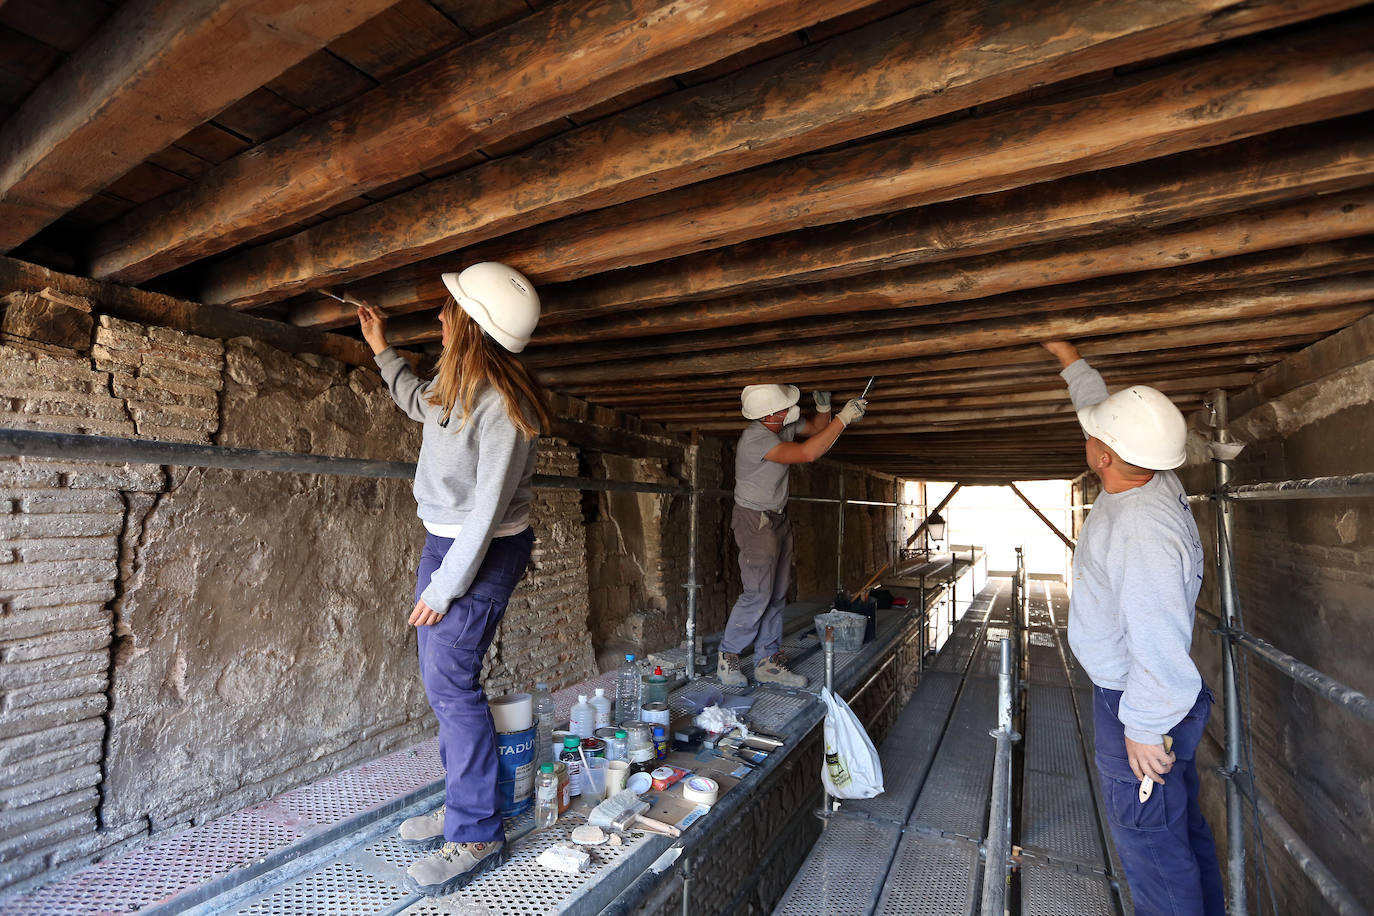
left=1022, top=770, right=1107, bottom=869
left=873, top=832, right=981, bottom=916
left=1021, top=862, right=1117, bottom=916
left=908, top=674, right=997, bottom=839
left=772, top=814, right=903, bottom=916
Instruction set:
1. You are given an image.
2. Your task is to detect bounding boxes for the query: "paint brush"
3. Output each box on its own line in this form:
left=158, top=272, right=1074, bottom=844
left=588, top=789, right=681, bottom=837
left=320, top=288, right=383, bottom=315
left=1138, top=735, right=1174, bottom=803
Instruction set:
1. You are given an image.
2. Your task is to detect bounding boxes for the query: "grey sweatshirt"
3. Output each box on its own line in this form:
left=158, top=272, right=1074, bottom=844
left=376, top=348, right=537, bottom=616
left=1063, top=359, right=1205, bottom=745
left=734, top=420, right=800, bottom=513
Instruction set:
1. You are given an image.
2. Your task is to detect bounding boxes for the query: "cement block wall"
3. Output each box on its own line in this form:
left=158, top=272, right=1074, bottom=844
left=1173, top=357, right=1374, bottom=915
left=0, top=289, right=893, bottom=893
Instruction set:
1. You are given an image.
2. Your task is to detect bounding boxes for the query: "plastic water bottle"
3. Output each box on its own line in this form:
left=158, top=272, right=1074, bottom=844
left=590, top=687, right=612, bottom=730
left=570, top=694, right=595, bottom=738
left=533, top=682, right=557, bottom=767
left=535, top=763, right=558, bottom=828
left=616, top=654, right=641, bottom=725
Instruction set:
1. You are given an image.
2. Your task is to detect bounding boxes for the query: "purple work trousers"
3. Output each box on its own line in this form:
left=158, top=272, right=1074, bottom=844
left=415, top=527, right=534, bottom=844
left=1093, top=684, right=1225, bottom=916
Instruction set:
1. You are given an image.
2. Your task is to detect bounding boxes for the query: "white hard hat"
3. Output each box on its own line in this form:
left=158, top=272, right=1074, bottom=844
left=440, top=262, right=540, bottom=353
left=741, top=384, right=800, bottom=420
left=1077, top=386, right=1187, bottom=470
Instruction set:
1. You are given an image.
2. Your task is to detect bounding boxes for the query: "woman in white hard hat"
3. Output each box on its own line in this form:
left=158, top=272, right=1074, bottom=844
left=357, top=263, right=547, bottom=897
left=718, top=384, right=868, bottom=688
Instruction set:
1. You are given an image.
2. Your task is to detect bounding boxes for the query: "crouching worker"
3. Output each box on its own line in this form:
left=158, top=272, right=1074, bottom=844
left=717, top=385, right=868, bottom=688
left=1043, top=340, right=1223, bottom=916
left=358, top=263, right=549, bottom=897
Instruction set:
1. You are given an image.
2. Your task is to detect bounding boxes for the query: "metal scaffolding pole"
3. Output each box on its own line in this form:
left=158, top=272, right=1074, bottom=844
left=1211, top=390, right=1248, bottom=915
left=1228, top=629, right=1374, bottom=723
left=1234, top=777, right=1370, bottom=916
left=836, top=469, right=846, bottom=594
left=0, top=428, right=700, bottom=495
left=979, top=637, right=1017, bottom=916
left=684, top=443, right=701, bottom=680
left=1225, top=472, right=1374, bottom=501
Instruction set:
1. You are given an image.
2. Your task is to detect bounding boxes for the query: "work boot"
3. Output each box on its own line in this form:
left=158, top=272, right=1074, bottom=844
left=397, top=806, right=445, bottom=849
left=754, top=652, right=807, bottom=688
left=407, top=839, right=509, bottom=896
left=717, top=650, right=747, bottom=687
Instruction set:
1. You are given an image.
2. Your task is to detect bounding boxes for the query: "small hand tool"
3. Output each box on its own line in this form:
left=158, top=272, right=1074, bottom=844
left=1138, top=735, right=1174, bottom=803
left=860, top=376, right=875, bottom=399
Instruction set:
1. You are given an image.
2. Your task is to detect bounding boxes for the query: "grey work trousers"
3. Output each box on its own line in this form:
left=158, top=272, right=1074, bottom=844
left=721, top=504, right=794, bottom=658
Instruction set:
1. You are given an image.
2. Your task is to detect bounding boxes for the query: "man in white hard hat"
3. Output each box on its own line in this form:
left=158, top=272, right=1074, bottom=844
left=717, top=385, right=868, bottom=688
left=1044, top=341, right=1223, bottom=916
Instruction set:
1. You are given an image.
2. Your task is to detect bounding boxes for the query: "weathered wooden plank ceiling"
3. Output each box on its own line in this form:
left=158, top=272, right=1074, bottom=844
left=3, top=0, right=1372, bottom=482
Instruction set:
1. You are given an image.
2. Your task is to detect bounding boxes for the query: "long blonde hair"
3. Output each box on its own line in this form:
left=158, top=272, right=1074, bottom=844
left=425, top=301, right=550, bottom=438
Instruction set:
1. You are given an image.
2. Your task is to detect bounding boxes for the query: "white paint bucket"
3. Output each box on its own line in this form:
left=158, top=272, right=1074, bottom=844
left=491, top=692, right=532, bottom=733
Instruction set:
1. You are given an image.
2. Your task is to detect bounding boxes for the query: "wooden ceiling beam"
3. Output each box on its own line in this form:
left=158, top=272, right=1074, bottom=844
left=537, top=119, right=1374, bottom=324
left=562, top=340, right=1311, bottom=398
left=635, top=374, right=1257, bottom=422
left=0, top=0, right=401, bottom=251
left=85, top=0, right=874, bottom=285
left=518, top=206, right=1374, bottom=360
left=196, top=0, right=1365, bottom=311
left=298, top=117, right=1374, bottom=330
left=456, top=14, right=1374, bottom=287
left=534, top=275, right=1374, bottom=385
left=390, top=221, right=1374, bottom=350
left=603, top=360, right=1278, bottom=412
left=668, top=395, right=1209, bottom=433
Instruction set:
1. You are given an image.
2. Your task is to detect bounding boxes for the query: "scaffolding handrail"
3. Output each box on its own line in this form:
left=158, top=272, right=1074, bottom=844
left=1216, top=624, right=1374, bottom=724
left=978, top=637, right=1017, bottom=916
left=1229, top=769, right=1371, bottom=916
left=1185, top=470, right=1374, bottom=503
left=1224, top=471, right=1374, bottom=501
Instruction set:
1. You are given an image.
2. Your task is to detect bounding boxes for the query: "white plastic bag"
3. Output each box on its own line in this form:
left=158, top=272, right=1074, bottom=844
left=820, top=687, right=884, bottom=798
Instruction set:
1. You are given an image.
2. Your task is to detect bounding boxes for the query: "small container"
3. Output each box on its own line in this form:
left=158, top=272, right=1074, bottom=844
left=552, top=729, right=576, bottom=763
left=535, top=763, right=558, bottom=829
left=581, top=736, right=606, bottom=759
left=608, top=729, right=627, bottom=762
left=554, top=761, right=570, bottom=813
left=623, top=721, right=655, bottom=764
left=640, top=702, right=670, bottom=728
left=560, top=736, right=584, bottom=797
left=570, top=695, right=595, bottom=738
left=590, top=688, right=612, bottom=730
left=652, top=725, right=668, bottom=761
left=645, top=667, right=669, bottom=705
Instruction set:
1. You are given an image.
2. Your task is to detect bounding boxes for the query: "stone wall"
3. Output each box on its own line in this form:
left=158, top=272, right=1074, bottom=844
left=0, top=293, right=600, bottom=891
left=1173, top=348, right=1374, bottom=914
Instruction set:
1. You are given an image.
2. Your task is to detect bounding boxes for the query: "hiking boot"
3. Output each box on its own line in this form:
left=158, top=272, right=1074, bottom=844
left=407, top=839, right=509, bottom=896
left=754, top=652, right=806, bottom=688
left=398, top=806, right=445, bottom=849
left=717, top=650, right=747, bottom=687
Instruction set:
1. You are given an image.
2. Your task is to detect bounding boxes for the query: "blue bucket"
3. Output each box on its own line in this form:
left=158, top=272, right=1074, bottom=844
left=496, top=726, right=535, bottom=817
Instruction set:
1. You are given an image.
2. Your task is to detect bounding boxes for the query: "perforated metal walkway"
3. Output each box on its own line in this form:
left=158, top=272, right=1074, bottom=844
left=1, top=598, right=934, bottom=916
left=773, top=578, right=1130, bottom=916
